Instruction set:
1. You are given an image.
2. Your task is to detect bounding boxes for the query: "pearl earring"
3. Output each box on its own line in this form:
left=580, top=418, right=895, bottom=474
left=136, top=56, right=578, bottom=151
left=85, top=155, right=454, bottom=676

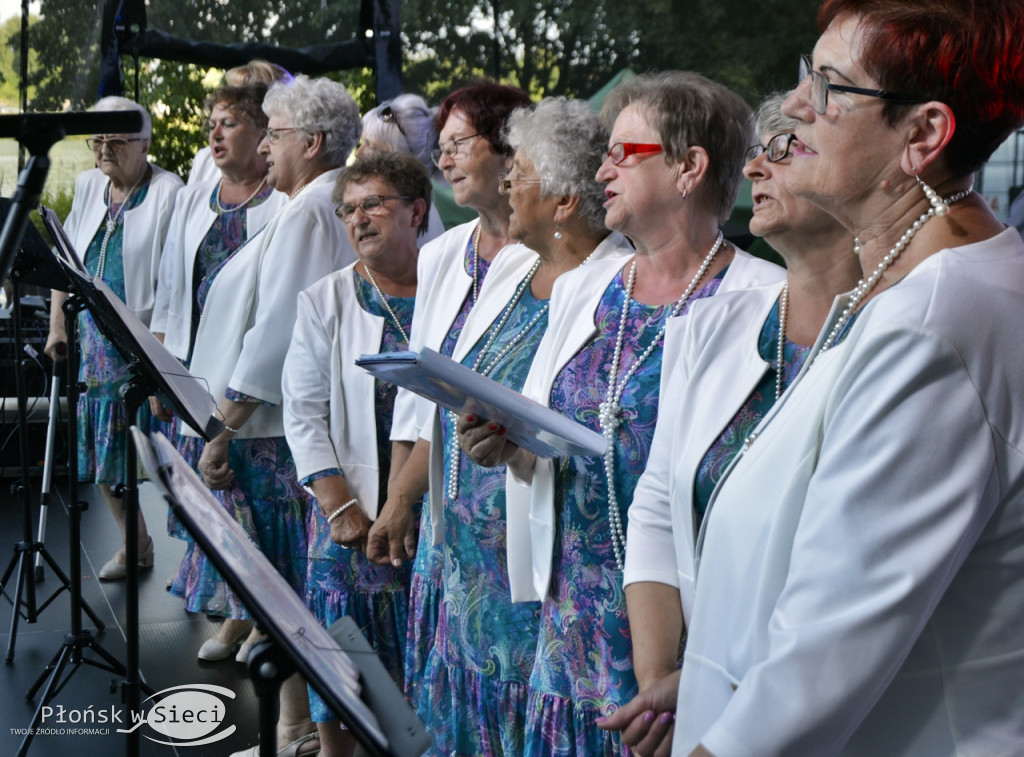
left=553, top=223, right=563, bottom=240
left=916, top=174, right=948, bottom=217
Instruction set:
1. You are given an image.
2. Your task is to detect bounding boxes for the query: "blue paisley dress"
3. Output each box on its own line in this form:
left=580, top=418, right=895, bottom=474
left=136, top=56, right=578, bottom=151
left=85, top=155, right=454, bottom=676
left=169, top=186, right=307, bottom=618
left=77, top=183, right=155, bottom=484
left=524, top=266, right=725, bottom=757
left=305, top=271, right=415, bottom=723
left=404, top=238, right=492, bottom=702
left=417, top=278, right=546, bottom=757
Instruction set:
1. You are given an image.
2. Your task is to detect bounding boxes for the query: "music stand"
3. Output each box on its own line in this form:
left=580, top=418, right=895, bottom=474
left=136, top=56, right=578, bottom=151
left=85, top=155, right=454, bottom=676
left=0, top=201, right=102, bottom=662
left=19, top=211, right=223, bottom=757
left=134, top=430, right=431, bottom=757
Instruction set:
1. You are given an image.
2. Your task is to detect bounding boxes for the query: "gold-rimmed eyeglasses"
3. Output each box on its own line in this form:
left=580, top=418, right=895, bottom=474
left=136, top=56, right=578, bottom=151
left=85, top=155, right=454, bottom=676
left=335, top=194, right=412, bottom=223
left=263, top=126, right=300, bottom=144
left=499, top=171, right=545, bottom=192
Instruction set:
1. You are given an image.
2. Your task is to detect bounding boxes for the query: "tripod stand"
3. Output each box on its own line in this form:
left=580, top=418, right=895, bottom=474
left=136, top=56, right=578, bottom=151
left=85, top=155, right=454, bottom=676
left=19, top=296, right=128, bottom=757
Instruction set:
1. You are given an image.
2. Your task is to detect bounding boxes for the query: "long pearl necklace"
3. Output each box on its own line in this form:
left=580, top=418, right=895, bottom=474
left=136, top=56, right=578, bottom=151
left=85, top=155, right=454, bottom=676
left=819, top=188, right=973, bottom=353
left=361, top=264, right=410, bottom=343
left=599, top=231, right=724, bottom=570
left=447, top=258, right=547, bottom=503
left=774, top=283, right=789, bottom=402
left=96, top=167, right=147, bottom=279
left=215, top=174, right=268, bottom=214
left=470, top=223, right=483, bottom=305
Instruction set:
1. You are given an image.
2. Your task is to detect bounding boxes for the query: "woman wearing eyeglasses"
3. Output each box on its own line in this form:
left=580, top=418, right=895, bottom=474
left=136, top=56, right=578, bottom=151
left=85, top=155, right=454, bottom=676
left=354, top=94, right=447, bottom=246
left=597, top=92, right=860, bottom=756
left=281, top=152, right=430, bottom=757
left=456, top=72, right=783, bottom=756
left=663, top=2, right=1024, bottom=754
left=180, top=74, right=359, bottom=751
left=44, top=96, right=183, bottom=582
left=364, top=80, right=530, bottom=715
left=402, top=96, right=631, bottom=756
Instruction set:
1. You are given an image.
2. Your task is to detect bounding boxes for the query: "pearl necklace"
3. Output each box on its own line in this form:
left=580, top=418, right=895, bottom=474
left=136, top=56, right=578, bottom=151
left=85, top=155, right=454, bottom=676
left=775, top=283, right=789, bottom=402
left=361, top=264, right=410, bottom=343
left=215, top=174, right=268, bottom=214
left=819, top=188, right=973, bottom=353
left=96, top=167, right=147, bottom=279
left=288, top=180, right=311, bottom=201
left=599, top=231, right=724, bottom=570
left=470, top=223, right=483, bottom=305
left=447, top=258, right=547, bottom=503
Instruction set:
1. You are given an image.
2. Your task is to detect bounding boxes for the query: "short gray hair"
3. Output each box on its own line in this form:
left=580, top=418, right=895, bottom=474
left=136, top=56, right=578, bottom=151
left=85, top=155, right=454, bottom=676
left=754, top=92, right=798, bottom=142
left=602, top=71, right=752, bottom=223
left=362, top=94, right=439, bottom=177
left=505, top=97, right=609, bottom=236
left=263, top=75, right=360, bottom=167
left=91, top=96, right=151, bottom=139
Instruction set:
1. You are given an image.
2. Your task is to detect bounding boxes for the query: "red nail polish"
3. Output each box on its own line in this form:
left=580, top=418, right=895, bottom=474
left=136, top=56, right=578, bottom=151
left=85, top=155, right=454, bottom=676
left=489, top=423, right=498, bottom=431
left=466, top=414, right=475, bottom=422
left=498, top=427, right=506, bottom=436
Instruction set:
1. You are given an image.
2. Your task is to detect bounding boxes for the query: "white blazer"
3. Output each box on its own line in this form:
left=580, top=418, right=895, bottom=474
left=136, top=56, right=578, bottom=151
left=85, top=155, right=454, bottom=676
left=423, top=231, right=635, bottom=546
left=150, top=177, right=288, bottom=359
left=505, top=250, right=786, bottom=602
left=391, top=220, right=491, bottom=444
left=64, top=165, right=183, bottom=326
left=282, top=264, right=397, bottom=519
left=624, top=282, right=787, bottom=626
left=677, top=228, right=1024, bottom=757
left=184, top=168, right=355, bottom=438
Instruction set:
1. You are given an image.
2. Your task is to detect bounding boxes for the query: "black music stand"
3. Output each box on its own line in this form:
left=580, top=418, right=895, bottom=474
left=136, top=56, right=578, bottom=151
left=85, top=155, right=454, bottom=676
left=18, top=211, right=223, bottom=757
left=1, top=201, right=105, bottom=662
left=135, top=430, right=431, bottom=757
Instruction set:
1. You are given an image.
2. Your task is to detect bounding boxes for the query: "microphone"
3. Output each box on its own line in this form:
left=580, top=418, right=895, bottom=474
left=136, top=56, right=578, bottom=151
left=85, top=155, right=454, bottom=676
left=0, top=111, right=144, bottom=141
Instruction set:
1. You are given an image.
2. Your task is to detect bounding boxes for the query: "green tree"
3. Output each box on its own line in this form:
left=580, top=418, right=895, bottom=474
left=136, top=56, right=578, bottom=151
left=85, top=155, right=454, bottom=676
left=30, top=0, right=101, bottom=110
left=0, top=14, right=39, bottom=108
left=400, top=0, right=822, bottom=104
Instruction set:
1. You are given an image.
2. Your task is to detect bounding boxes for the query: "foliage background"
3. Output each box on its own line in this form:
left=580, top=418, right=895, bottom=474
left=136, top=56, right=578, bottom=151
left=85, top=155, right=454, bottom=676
left=0, top=0, right=823, bottom=181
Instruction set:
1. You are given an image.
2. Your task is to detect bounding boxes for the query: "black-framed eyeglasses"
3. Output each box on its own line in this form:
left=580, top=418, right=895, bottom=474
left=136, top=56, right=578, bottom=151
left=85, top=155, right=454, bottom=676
left=745, top=133, right=797, bottom=164
left=263, top=126, right=300, bottom=144
left=605, top=142, right=663, bottom=166
left=86, top=136, right=142, bottom=152
left=430, top=133, right=483, bottom=167
left=378, top=102, right=407, bottom=139
left=799, top=54, right=925, bottom=115
left=335, top=194, right=412, bottom=222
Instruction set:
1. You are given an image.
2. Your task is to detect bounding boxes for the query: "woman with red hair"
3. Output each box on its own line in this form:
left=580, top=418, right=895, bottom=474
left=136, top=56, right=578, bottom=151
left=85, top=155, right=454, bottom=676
left=664, top=1, right=1024, bottom=754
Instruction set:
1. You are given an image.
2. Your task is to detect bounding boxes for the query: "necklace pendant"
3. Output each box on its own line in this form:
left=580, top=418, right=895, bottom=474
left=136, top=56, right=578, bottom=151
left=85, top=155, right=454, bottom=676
left=598, top=400, right=621, bottom=431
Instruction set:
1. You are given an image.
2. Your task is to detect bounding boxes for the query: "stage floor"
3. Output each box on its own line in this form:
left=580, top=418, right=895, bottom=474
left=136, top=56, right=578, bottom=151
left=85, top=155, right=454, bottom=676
left=0, top=475, right=263, bottom=756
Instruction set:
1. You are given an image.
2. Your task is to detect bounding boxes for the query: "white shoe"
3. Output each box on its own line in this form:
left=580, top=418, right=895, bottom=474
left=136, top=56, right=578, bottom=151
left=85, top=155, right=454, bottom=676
left=197, top=622, right=251, bottom=661
left=229, top=731, right=320, bottom=757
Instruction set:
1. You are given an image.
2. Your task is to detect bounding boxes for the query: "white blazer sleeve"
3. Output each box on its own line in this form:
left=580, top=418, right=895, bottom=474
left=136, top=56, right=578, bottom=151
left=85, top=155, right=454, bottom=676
left=228, top=203, right=343, bottom=404
left=282, top=289, right=339, bottom=479
left=699, top=325, right=996, bottom=757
